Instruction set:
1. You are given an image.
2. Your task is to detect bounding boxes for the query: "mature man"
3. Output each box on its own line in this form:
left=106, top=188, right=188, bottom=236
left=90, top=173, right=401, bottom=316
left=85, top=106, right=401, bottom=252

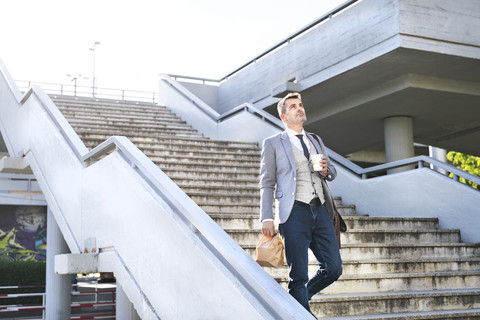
left=260, top=92, right=342, bottom=312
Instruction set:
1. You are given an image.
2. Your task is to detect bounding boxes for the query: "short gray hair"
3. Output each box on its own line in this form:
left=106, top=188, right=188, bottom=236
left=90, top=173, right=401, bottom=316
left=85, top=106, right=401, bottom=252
left=277, top=92, right=302, bottom=117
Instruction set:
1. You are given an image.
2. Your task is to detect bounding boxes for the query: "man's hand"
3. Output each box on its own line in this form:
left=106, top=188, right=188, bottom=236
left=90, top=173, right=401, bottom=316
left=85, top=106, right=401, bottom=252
left=262, top=220, right=275, bottom=237
left=320, top=156, right=328, bottom=175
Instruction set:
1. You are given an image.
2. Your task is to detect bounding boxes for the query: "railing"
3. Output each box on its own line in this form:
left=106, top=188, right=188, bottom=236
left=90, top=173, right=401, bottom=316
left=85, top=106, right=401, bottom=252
left=168, top=0, right=361, bottom=84
left=0, top=285, right=116, bottom=319
left=15, top=80, right=158, bottom=104
left=326, top=148, right=480, bottom=189
left=160, top=73, right=284, bottom=128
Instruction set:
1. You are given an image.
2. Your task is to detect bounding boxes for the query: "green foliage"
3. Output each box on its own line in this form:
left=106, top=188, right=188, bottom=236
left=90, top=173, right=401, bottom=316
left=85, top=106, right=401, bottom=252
left=447, top=151, right=480, bottom=189
left=0, top=260, right=46, bottom=305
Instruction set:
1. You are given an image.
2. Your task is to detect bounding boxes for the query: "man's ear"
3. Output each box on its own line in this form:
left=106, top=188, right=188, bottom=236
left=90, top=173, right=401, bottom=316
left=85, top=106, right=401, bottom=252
left=280, top=114, right=285, bottom=121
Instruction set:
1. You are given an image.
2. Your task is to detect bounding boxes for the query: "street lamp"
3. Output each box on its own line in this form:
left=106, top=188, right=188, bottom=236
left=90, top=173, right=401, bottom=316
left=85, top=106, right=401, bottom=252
left=66, top=74, right=89, bottom=96
left=66, top=74, right=82, bottom=96
left=89, top=41, right=101, bottom=97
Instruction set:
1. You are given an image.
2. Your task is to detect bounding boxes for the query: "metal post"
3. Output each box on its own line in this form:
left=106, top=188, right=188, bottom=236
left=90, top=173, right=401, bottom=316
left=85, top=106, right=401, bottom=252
left=90, top=41, right=101, bottom=98
left=45, top=208, right=71, bottom=319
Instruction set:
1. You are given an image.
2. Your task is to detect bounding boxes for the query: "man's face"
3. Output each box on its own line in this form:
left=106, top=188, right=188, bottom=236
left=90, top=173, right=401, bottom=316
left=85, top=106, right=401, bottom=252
left=281, top=98, right=307, bottom=125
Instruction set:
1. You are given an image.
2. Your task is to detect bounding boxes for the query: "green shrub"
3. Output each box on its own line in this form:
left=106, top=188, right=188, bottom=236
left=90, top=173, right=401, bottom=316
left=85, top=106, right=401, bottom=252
left=0, top=259, right=46, bottom=305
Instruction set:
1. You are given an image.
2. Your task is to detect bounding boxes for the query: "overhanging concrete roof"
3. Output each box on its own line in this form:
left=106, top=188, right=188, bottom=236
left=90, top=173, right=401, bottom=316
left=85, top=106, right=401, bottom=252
left=242, top=0, right=480, bottom=157
left=298, top=47, right=480, bottom=156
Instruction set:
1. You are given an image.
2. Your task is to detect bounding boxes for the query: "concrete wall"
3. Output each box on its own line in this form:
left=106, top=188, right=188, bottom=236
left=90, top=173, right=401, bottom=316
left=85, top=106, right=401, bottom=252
left=159, top=75, right=282, bottom=146
left=329, top=165, right=480, bottom=243
left=179, top=81, right=219, bottom=112
left=216, top=0, right=401, bottom=113
left=399, top=0, right=480, bottom=47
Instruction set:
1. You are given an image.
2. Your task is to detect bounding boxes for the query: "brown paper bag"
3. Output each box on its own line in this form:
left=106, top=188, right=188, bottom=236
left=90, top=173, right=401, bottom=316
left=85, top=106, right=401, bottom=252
left=255, top=232, right=285, bottom=267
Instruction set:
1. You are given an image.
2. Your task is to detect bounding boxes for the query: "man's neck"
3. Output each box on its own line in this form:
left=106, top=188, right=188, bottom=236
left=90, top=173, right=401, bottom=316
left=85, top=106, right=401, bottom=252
left=286, top=123, right=304, bottom=134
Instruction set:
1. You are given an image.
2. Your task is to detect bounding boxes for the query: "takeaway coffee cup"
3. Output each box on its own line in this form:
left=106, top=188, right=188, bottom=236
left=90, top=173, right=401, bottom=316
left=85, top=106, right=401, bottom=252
left=311, top=154, right=325, bottom=171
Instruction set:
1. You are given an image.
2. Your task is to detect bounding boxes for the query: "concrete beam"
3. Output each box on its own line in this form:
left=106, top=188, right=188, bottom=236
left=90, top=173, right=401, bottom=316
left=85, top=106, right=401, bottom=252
left=55, top=253, right=99, bottom=274
left=0, top=156, right=32, bottom=174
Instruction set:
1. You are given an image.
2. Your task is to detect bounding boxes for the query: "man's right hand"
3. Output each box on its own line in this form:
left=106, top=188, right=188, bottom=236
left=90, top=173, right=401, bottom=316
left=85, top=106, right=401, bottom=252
left=262, top=220, right=275, bottom=237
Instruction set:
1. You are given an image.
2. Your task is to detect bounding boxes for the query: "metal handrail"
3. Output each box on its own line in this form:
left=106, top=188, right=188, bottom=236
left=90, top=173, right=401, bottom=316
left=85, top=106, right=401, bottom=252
left=168, top=0, right=360, bottom=84
left=160, top=73, right=284, bottom=129
left=327, top=148, right=480, bottom=188
left=16, top=80, right=159, bottom=104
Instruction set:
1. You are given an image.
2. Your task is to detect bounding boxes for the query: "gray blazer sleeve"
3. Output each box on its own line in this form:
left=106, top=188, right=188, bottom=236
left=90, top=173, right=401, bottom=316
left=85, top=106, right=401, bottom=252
left=259, top=138, right=276, bottom=221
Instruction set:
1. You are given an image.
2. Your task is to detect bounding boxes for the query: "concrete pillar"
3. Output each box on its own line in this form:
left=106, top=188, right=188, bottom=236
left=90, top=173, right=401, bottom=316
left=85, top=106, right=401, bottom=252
left=45, top=208, right=71, bottom=319
left=429, top=146, right=448, bottom=175
left=384, top=116, right=415, bottom=174
left=116, top=283, right=141, bottom=320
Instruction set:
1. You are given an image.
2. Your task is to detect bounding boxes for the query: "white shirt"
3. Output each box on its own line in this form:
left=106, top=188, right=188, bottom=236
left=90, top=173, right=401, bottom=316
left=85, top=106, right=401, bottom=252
left=285, top=127, right=310, bottom=155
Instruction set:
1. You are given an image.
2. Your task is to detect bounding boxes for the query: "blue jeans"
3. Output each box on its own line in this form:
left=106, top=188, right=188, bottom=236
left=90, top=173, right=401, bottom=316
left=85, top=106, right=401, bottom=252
left=279, top=201, right=342, bottom=311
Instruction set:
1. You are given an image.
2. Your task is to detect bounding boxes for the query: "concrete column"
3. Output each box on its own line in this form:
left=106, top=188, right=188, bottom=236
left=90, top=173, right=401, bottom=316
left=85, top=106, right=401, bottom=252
left=384, top=116, right=415, bottom=174
left=116, top=283, right=141, bottom=320
left=45, top=208, right=71, bottom=319
left=429, top=146, right=448, bottom=174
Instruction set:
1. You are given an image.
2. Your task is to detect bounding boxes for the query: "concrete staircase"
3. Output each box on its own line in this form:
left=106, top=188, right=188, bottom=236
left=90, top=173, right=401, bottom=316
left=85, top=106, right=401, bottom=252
left=53, top=96, right=480, bottom=320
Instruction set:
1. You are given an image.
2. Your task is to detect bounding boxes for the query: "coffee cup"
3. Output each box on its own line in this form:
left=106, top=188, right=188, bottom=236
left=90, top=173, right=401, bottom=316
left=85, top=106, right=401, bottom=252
left=311, top=154, right=324, bottom=171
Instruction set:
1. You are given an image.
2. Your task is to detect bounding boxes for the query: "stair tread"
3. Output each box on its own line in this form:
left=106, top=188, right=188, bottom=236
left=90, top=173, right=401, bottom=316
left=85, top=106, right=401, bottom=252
left=275, top=270, right=480, bottom=281
left=322, top=308, right=480, bottom=320
left=315, top=288, right=480, bottom=300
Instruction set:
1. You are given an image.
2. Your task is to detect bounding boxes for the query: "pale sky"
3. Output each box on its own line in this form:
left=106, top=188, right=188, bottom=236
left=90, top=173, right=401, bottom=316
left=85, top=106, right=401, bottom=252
left=1, top=0, right=345, bottom=93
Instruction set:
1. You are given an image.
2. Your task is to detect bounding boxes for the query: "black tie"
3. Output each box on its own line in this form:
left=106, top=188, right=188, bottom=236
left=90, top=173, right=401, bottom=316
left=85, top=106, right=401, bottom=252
left=295, top=134, right=310, bottom=159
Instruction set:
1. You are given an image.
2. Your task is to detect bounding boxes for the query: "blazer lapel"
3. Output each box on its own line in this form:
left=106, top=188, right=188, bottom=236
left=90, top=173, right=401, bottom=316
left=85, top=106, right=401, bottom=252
left=280, top=131, right=296, bottom=170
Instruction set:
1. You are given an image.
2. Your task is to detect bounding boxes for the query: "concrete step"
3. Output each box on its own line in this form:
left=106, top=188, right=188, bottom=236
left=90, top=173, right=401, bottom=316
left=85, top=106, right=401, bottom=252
left=323, top=309, right=480, bottom=320
left=155, top=160, right=259, bottom=172
left=338, top=243, right=480, bottom=260
left=58, top=104, right=177, bottom=115
left=151, top=155, right=260, bottom=167
left=60, top=108, right=181, bottom=121
left=211, top=214, right=441, bottom=231
left=345, top=216, right=439, bottom=230
left=188, top=193, right=259, bottom=205
left=54, top=98, right=163, bottom=112
left=341, top=229, right=461, bottom=244
left=310, top=289, right=480, bottom=318
left=83, top=141, right=262, bottom=159
left=227, top=229, right=461, bottom=246
left=164, top=169, right=260, bottom=181
left=198, top=203, right=260, bottom=214
left=180, top=185, right=259, bottom=196
left=243, top=242, right=480, bottom=260
left=174, top=178, right=258, bottom=188
left=139, top=149, right=260, bottom=161
left=261, top=257, right=480, bottom=277
left=71, top=122, right=199, bottom=134
left=274, top=271, right=480, bottom=295
left=65, top=115, right=188, bottom=128
left=79, top=135, right=258, bottom=150
left=74, top=127, right=204, bottom=139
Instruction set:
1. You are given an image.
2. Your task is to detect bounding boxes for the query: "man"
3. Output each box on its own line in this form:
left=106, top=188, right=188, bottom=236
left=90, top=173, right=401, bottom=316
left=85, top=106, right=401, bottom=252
left=260, top=92, right=342, bottom=313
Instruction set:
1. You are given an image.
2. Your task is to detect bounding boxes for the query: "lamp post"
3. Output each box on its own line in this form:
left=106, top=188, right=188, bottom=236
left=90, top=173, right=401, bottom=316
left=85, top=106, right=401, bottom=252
left=66, top=74, right=82, bottom=96
left=89, top=41, right=100, bottom=97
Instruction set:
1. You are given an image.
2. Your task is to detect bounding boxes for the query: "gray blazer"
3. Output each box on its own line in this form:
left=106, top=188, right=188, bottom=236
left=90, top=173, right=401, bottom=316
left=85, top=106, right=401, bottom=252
left=260, top=131, right=337, bottom=224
